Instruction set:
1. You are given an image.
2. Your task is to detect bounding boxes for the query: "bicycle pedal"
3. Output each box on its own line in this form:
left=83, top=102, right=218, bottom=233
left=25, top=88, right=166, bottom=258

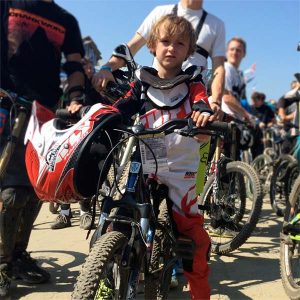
left=174, top=236, right=195, bottom=259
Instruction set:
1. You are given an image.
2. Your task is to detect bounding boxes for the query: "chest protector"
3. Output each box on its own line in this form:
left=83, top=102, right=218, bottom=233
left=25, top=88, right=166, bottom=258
left=135, top=66, right=203, bottom=109
left=25, top=101, right=121, bottom=203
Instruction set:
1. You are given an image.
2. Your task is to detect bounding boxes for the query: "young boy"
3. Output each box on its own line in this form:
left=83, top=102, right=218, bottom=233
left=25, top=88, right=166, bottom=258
left=113, top=15, right=212, bottom=299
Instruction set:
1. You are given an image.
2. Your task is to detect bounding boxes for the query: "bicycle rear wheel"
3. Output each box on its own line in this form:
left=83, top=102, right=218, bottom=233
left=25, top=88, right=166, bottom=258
left=200, top=161, right=263, bottom=255
left=251, top=153, right=273, bottom=195
left=280, top=175, right=300, bottom=300
left=72, top=231, right=129, bottom=300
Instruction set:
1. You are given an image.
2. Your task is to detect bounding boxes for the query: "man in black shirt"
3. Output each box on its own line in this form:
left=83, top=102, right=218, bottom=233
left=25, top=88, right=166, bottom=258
left=250, top=91, right=275, bottom=157
left=251, top=92, right=275, bottom=128
left=0, top=0, right=85, bottom=296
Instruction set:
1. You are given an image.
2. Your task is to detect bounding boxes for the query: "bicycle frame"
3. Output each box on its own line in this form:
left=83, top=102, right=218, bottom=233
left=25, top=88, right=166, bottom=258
left=91, top=133, right=167, bottom=298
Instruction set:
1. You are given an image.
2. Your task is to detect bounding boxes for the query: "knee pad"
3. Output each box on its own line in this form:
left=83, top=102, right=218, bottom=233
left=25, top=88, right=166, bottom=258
left=1, top=187, right=29, bottom=210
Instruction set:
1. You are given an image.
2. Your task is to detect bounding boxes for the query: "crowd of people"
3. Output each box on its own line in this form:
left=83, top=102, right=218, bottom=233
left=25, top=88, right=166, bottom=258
left=0, top=0, right=299, bottom=299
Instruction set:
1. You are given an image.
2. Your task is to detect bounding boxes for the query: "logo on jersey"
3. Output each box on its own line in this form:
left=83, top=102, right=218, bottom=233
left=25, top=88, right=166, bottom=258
left=184, top=172, right=197, bottom=179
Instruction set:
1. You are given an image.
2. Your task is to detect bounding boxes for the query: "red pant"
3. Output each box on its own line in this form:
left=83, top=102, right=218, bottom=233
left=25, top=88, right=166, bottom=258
left=173, top=210, right=211, bottom=300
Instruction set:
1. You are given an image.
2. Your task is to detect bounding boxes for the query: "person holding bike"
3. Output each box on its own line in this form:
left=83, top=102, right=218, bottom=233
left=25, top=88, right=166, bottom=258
left=0, top=0, right=85, bottom=297
left=93, top=0, right=225, bottom=120
left=221, top=37, right=255, bottom=159
left=112, top=14, right=213, bottom=299
left=51, top=56, right=109, bottom=230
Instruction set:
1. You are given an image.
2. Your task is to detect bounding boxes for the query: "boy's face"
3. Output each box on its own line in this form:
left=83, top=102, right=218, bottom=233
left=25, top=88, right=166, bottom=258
left=155, top=25, right=190, bottom=73
left=226, top=40, right=245, bottom=68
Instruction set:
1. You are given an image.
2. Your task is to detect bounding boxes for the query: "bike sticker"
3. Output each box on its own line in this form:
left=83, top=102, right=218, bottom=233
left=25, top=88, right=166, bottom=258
left=130, top=161, right=141, bottom=173
left=127, top=162, right=141, bottom=192
left=139, top=135, right=168, bottom=174
left=196, top=139, right=211, bottom=195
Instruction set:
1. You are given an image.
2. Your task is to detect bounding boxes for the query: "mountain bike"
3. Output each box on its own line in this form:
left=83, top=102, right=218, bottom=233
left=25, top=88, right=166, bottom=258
left=72, top=118, right=231, bottom=300
left=280, top=173, right=300, bottom=299
left=279, top=41, right=300, bottom=300
left=199, top=120, right=263, bottom=255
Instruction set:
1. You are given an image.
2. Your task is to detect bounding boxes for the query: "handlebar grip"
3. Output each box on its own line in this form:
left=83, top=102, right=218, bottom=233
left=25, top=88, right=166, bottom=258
left=202, top=121, right=231, bottom=133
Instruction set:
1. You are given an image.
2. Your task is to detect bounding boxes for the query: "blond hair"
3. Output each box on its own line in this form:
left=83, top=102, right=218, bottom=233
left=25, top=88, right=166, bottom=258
left=147, top=14, right=196, bottom=57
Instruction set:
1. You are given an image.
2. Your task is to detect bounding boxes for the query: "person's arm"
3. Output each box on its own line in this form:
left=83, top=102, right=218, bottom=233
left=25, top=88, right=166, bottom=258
left=209, top=56, right=225, bottom=120
left=66, top=53, right=85, bottom=113
left=278, top=107, right=295, bottom=122
left=92, top=33, right=146, bottom=91
left=113, top=81, right=142, bottom=121
left=223, top=90, right=252, bottom=121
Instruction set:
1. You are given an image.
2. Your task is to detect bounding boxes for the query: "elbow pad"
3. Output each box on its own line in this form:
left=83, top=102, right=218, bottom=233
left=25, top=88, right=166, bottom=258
left=112, top=44, right=137, bottom=81
left=63, top=61, right=84, bottom=77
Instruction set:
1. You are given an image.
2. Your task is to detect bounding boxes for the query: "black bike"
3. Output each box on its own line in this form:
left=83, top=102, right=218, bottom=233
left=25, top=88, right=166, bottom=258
left=72, top=118, right=231, bottom=300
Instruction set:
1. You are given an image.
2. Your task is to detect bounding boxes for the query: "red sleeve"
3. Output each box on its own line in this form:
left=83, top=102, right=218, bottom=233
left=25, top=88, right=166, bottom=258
left=189, top=81, right=209, bottom=106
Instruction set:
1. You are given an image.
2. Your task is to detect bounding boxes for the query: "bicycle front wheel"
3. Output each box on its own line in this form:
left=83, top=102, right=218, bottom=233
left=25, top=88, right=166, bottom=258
left=145, top=200, right=174, bottom=300
left=200, top=161, right=263, bottom=255
left=280, top=175, right=300, bottom=300
left=270, top=155, right=296, bottom=216
left=72, top=231, right=129, bottom=300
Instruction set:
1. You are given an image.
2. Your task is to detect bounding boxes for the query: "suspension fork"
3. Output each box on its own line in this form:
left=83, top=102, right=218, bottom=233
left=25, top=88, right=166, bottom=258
left=0, top=108, right=27, bottom=180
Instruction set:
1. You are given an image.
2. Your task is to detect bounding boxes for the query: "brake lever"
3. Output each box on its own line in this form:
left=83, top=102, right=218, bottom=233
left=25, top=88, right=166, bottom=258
left=174, top=119, right=195, bottom=137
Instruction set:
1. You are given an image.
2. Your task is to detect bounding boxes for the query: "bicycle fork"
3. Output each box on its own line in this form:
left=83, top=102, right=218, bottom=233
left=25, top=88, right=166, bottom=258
left=0, top=109, right=27, bottom=180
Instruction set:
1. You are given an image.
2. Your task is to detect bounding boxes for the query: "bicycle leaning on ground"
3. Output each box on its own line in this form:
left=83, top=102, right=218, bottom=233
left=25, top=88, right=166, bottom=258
left=71, top=116, right=231, bottom=300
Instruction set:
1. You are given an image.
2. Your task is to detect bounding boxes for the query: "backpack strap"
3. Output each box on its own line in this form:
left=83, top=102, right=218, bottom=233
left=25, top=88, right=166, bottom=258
left=172, top=4, right=209, bottom=59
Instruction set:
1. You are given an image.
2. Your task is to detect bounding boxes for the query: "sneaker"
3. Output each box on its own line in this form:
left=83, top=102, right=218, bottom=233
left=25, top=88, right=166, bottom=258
left=12, top=251, right=50, bottom=284
left=170, top=275, right=178, bottom=289
left=51, top=214, right=71, bottom=230
left=80, top=212, right=92, bottom=230
left=208, top=225, right=238, bottom=238
left=0, top=264, right=11, bottom=298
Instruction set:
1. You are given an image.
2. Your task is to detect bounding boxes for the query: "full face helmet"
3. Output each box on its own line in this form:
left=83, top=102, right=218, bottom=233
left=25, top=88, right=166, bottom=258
left=25, top=101, right=121, bottom=203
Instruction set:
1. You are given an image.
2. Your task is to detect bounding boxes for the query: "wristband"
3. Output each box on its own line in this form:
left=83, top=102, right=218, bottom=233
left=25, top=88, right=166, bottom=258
left=100, top=65, right=112, bottom=72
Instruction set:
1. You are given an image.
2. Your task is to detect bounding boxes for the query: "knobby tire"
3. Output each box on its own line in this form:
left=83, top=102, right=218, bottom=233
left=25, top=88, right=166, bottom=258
left=72, top=231, right=128, bottom=300
left=280, top=174, right=300, bottom=300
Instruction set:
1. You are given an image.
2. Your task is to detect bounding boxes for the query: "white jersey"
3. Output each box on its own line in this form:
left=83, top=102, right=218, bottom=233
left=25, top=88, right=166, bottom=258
left=222, top=62, right=247, bottom=120
left=137, top=2, right=225, bottom=70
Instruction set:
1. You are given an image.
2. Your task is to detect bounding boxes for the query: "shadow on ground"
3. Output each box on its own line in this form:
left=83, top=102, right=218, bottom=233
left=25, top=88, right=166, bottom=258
left=11, top=250, right=86, bottom=300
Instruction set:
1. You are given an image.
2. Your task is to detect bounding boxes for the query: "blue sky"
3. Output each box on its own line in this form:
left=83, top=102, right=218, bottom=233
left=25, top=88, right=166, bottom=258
left=57, top=0, right=300, bottom=102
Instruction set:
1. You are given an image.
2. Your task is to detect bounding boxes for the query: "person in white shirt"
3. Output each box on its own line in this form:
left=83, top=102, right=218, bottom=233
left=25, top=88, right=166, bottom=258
left=222, top=37, right=252, bottom=122
left=93, top=0, right=225, bottom=120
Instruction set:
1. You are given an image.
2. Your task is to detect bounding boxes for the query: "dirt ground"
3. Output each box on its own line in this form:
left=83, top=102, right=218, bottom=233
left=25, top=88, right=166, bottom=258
left=8, top=197, right=289, bottom=300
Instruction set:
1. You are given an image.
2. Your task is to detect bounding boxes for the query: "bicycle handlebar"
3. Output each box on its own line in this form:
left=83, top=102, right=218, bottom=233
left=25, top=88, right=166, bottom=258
left=55, top=105, right=232, bottom=137
left=121, top=118, right=232, bottom=137
left=0, top=89, right=32, bottom=109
